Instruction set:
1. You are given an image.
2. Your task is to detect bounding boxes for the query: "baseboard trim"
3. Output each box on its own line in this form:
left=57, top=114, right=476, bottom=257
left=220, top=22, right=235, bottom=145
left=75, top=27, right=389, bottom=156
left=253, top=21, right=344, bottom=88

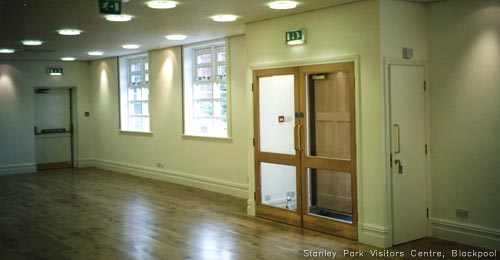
left=431, top=218, right=500, bottom=250
left=75, top=158, right=95, bottom=168
left=359, top=223, right=392, bottom=248
left=92, top=158, right=248, bottom=199
left=0, top=163, right=36, bottom=176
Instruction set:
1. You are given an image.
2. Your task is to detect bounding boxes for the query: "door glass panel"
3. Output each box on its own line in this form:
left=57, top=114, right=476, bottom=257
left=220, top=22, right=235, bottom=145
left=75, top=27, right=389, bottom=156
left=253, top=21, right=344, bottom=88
left=261, top=162, right=297, bottom=211
left=307, top=168, right=352, bottom=223
left=306, top=72, right=351, bottom=160
left=259, top=75, right=295, bottom=155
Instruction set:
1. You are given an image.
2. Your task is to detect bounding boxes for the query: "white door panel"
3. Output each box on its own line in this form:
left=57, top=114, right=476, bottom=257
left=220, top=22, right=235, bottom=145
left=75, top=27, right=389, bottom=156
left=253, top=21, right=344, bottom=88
left=390, top=65, right=428, bottom=245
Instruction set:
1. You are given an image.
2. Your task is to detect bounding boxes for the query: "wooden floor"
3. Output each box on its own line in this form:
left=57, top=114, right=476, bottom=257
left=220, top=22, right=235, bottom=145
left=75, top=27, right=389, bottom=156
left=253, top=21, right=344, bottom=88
left=0, top=168, right=494, bottom=260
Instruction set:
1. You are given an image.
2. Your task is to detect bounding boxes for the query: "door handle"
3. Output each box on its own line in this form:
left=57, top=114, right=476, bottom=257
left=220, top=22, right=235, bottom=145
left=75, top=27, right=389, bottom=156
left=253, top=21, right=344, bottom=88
left=394, top=124, right=401, bottom=154
left=294, top=124, right=302, bottom=151
left=394, top=159, right=403, bottom=174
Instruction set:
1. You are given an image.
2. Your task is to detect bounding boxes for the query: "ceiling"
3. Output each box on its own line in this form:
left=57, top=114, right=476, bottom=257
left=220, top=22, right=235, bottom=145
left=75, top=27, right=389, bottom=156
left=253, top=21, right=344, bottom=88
left=0, top=0, right=362, bottom=61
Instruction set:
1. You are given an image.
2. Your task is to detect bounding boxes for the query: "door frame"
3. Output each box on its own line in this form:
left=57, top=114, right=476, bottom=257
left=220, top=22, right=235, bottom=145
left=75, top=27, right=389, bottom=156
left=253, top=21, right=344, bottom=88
left=250, top=55, right=362, bottom=239
left=33, top=86, right=78, bottom=169
left=383, top=59, right=431, bottom=245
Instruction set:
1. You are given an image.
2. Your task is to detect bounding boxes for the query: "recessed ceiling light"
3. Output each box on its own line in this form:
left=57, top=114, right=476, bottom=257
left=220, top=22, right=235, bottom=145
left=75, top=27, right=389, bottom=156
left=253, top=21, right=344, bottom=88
left=57, top=29, right=82, bottom=36
left=165, top=34, right=187, bottom=40
left=21, top=40, right=43, bottom=46
left=61, top=57, right=76, bottom=61
left=147, top=0, right=176, bottom=9
left=122, top=44, right=140, bottom=49
left=105, top=14, right=133, bottom=22
left=88, top=51, right=104, bottom=56
left=0, top=49, right=15, bottom=53
left=211, top=14, right=238, bottom=22
left=268, top=1, right=298, bottom=10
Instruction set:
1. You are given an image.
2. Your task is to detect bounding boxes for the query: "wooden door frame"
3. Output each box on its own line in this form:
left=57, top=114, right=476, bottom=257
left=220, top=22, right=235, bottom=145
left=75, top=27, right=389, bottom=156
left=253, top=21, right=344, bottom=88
left=251, top=57, right=361, bottom=240
left=383, top=59, right=431, bottom=246
left=299, top=62, right=358, bottom=240
left=253, top=67, right=302, bottom=226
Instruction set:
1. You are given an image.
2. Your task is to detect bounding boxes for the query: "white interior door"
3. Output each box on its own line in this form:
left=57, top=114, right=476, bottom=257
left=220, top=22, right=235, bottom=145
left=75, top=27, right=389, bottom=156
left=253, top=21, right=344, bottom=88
left=390, top=64, right=428, bottom=245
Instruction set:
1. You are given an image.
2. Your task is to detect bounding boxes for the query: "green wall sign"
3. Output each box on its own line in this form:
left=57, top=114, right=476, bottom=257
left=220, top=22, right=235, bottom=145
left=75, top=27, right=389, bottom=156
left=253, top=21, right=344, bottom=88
left=99, top=0, right=121, bottom=14
left=285, top=29, right=306, bottom=45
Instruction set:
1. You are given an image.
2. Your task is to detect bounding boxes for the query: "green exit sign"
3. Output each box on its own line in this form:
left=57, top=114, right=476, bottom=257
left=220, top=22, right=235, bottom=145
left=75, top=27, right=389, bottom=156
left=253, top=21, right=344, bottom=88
left=285, top=29, right=306, bottom=45
left=47, top=67, right=63, bottom=76
left=99, top=0, right=121, bottom=14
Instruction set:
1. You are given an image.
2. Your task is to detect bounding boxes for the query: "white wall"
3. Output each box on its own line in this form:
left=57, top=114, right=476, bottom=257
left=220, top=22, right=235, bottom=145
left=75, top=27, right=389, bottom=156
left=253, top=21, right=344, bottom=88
left=88, top=35, right=249, bottom=198
left=0, top=61, right=93, bottom=174
left=428, top=0, right=500, bottom=250
left=380, top=0, right=428, bottom=60
left=379, top=0, right=429, bottom=247
left=245, top=0, right=387, bottom=247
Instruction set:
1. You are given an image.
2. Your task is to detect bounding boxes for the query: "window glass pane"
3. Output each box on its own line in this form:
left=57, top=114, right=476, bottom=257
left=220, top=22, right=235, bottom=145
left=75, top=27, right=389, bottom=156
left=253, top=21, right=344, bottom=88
left=214, top=101, right=227, bottom=117
left=197, top=53, right=212, bottom=64
left=213, top=83, right=227, bottom=99
left=307, top=168, right=353, bottom=223
left=196, top=67, right=212, bottom=80
left=217, top=65, right=226, bottom=79
left=134, top=103, right=142, bottom=115
left=217, top=50, right=226, bottom=62
left=261, top=162, right=297, bottom=211
left=144, top=62, right=149, bottom=71
left=193, top=84, right=212, bottom=99
left=128, top=88, right=141, bottom=101
left=130, top=61, right=141, bottom=72
left=131, top=74, right=141, bottom=85
left=145, top=73, right=149, bottom=83
left=307, top=71, right=351, bottom=160
left=141, top=88, right=149, bottom=101
left=193, top=117, right=213, bottom=134
left=194, top=100, right=213, bottom=117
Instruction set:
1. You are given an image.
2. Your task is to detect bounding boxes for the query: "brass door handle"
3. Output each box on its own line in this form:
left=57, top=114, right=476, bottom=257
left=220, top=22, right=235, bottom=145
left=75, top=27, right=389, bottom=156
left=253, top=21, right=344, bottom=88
left=294, top=124, right=302, bottom=151
left=394, top=124, right=401, bottom=154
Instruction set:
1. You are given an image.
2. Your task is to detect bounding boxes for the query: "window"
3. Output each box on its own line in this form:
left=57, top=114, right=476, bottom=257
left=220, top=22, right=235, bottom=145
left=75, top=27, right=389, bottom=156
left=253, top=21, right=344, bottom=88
left=119, top=54, right=150, bottom=132
left=183, top=40, right=230, bottom=138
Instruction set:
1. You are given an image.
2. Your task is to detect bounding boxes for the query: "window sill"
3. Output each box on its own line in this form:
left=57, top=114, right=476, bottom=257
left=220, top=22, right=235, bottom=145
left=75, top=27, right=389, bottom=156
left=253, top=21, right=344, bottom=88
left=119, top=130, right=154, bottom=136
left=182, top=134, right=232, bottom=142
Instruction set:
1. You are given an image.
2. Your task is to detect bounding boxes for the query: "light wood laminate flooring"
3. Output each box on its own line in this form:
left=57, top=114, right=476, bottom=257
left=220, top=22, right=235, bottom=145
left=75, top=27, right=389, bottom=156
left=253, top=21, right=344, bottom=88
left=0, top=168, right=495, bottom=260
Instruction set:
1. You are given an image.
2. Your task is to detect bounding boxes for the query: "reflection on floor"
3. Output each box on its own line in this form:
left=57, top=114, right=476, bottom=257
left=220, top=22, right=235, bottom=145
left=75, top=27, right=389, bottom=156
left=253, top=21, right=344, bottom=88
left=0, top=167, right=494, bottom=259
left=309, top=206, right=353, bottom=223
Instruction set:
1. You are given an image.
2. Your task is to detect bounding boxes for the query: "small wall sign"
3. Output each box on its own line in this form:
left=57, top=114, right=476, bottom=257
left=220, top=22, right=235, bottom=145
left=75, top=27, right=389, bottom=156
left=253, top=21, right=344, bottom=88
left=99, top=0, right=121, bottom=14
left=286, top=29, right=306, bottom=45
left=47, top=67, right=63, bottom=76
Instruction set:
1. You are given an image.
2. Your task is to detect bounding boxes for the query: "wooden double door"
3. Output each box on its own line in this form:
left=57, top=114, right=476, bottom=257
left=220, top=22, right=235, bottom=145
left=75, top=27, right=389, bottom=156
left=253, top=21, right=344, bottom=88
left=253, top=63, right=357, bottom=240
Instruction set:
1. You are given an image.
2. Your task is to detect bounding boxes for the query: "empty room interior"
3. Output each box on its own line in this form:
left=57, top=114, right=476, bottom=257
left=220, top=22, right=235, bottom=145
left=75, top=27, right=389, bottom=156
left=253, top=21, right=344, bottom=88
left=1, top=0, right=499, bottom=259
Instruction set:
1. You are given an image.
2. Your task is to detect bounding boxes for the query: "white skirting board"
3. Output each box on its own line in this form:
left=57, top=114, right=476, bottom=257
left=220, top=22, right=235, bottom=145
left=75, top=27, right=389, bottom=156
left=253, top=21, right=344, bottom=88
left=359, top=223, right=393, bottom=248
left=431, top=218, right=500, bottom=250
left=0, top=163, right=36, bottom=176
left=79, top=158, right=248, bottom=199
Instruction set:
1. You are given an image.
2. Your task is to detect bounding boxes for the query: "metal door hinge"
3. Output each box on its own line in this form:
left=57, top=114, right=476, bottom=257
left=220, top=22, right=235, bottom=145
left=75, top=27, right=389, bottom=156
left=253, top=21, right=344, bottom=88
left=252, top=83, right=254, bottom=91
left=425, top=144, right=428, bottom=155
left=390, top=154, right=393, bottom=167
left=253, top=138, right=255, bottom=146
left=254, top=192, right=256, bottom=200
left=426, top=208, right=429, bottom=219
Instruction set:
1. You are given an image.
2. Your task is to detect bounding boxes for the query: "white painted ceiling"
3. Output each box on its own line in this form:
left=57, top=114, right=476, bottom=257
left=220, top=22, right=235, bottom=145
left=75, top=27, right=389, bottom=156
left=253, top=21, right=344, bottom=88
left=0, top=0, right=362, bottom=61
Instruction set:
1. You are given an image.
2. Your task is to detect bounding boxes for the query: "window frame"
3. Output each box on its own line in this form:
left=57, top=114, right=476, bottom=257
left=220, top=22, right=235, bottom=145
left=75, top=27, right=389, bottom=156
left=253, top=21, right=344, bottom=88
left=182, top=39, right=231, bottom=139
left=119, top=53, right=152, bottom=133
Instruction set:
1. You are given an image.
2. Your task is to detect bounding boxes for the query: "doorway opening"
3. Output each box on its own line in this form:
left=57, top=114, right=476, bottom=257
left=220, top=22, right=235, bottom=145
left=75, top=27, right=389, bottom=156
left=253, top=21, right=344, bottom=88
left=34, top=87, right=75, bottom=171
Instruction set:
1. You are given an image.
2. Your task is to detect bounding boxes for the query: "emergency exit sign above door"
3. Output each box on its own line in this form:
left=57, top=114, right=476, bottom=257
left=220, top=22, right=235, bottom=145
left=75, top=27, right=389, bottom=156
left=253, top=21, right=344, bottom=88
left=286, top=29, right=306, bottom=45
left=99, top=0, right=121, bottom=14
